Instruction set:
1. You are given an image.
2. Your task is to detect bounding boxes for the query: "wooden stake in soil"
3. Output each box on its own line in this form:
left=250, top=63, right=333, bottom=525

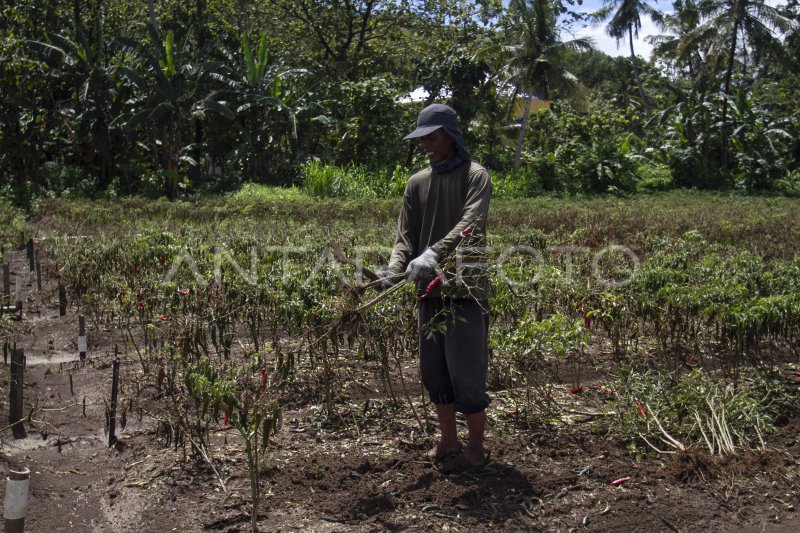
left=14, top=274, right=22, bottom=318
left=58, top=282, right=67, bottom=316
left=35, top=251, right=41, bottom=293
left=3, top=467, right=31, bottom=533
left=2, top=263, right=9, bottom=308
left=26, top=238, right=34, bottom=272
left=78, top=315, right=86, bottom=362
left=108, top=351, right=121, bottom=447
left=9, top=349, right=27, bottom=440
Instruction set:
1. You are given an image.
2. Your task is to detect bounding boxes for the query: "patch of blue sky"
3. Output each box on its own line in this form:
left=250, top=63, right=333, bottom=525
left=561, top=0, right=676, bottom=59
left=561, top=0, right=789, bottom=59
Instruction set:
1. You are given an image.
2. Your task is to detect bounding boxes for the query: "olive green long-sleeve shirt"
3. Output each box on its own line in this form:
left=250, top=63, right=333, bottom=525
left=387, top=160, right=491, bottom=299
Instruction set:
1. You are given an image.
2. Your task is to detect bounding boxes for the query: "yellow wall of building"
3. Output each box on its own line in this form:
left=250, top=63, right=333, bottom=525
left=512, top=97, right=550, bottom=120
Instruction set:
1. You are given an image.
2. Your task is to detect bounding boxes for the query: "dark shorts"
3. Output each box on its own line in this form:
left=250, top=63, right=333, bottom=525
left=418, top=298, right=491, bottom=414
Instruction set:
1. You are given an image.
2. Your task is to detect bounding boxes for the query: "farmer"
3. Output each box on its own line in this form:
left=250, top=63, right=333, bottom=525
left=377, top=103, right=492, bottom=466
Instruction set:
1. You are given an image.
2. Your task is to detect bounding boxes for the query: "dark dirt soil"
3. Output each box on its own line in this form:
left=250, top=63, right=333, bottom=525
left=2, top=247, right=800, bottom=533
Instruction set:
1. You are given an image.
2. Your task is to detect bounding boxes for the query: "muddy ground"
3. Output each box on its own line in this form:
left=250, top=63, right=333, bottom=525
left=2, top=246, right=800, bottom=533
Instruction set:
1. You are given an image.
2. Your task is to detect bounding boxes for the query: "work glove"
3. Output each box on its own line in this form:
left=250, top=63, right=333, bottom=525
left=405, top=248, right=439, bottom=282
left=374, top=268, right=400, bottom=290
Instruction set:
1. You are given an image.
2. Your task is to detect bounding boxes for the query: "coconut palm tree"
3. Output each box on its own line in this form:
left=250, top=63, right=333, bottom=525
left=678, top=0, right=796, bottom=167
left=498, top=0, right=594, bottom=168
left=593, top=0, right=663, bottom=112
left=682, top=0, right=795, bottom=99
left=114, top=27, right=224, bottom=198
left=647, top=0, right=702, bottom=78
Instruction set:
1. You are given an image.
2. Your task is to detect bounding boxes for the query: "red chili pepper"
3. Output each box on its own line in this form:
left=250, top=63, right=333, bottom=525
left=340, top=407, right=351, bottom=417
left=159, top=314, right=166, bottom=321
left=260, top=367, right=267, bottom=393
left=637, top=401, right=646, bottom=418
left=460, top=226, right=473, bottom=236
left=223, top=399, right=230, bottom=427
left=609, top=477, right=631, bottom=487
left=421, top=276, right=442, bottom=299
left=570, top=387, right=584, bottom=394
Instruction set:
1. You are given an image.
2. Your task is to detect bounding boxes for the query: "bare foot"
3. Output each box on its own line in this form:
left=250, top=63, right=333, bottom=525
left=463, top=446, right=486, bottom=466
left=439, top=450, right=488, bottom=474
left=426, top=442, right=461, bottom=461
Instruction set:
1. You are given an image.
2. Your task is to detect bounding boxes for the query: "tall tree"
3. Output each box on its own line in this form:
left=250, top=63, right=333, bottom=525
left=147, top=0, right=157, bottom=32
left=207, top=32, right=305, bottom=180
left=593, top=0, right=662, bottom=112
left=647, top=0, right=702, bottom=79
left=680, top=0, right=796, bottom=167
left=691, top=0, right=795, bottom=96
left=29, top=17, right=121, bottom=189
left=265, top=0, right=403, bottom=80
left=114, top=28, right=222, bottom=198
left=496, top=0, right=593, bottom=168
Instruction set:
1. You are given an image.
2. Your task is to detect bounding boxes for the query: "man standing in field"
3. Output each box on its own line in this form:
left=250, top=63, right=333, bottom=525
left=377, top=103, right=492, bottom=467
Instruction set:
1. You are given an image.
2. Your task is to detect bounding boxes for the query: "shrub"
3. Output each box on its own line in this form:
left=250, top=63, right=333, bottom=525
left=492, top=166, right=543, bottom=198
left=667, top=144, right=728, bottom=189
left=327, top=76, right=411, bottom=167
left=301, top=160, right=407, bottom=198
left=636, top=162, right=674, bottom=192
left=775, top=169, right=800, bottom=197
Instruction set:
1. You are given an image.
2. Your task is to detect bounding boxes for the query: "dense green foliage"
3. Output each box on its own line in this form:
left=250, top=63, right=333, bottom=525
left=1, top=0, right=798, bottom=204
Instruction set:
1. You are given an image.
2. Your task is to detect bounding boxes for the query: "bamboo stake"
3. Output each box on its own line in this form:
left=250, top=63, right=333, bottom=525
left=26, top=238, right=34, bottom=272
left=2, top=263, right=9, bottom=308
left=79, top=315, right=86, bottom=362
left=9, top=349, right=27, bottom=439
left=58, top=282, right=67, bottom=316
left=109, top=350, right=120, bottom=447
left=35, top=250, right=42, bottom=292
left=15, top=274, right=22, bottom=318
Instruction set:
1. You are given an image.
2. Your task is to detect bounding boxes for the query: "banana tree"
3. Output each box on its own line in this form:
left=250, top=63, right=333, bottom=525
left=28, top=19, right=122, bottom=189
left=114, top=27, right=229, bottom=198
left=647, top=84, right=731, bottom=187
left=728, top=84, right=793, bottom=190
left=208, top=32, right=311, bottom=181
